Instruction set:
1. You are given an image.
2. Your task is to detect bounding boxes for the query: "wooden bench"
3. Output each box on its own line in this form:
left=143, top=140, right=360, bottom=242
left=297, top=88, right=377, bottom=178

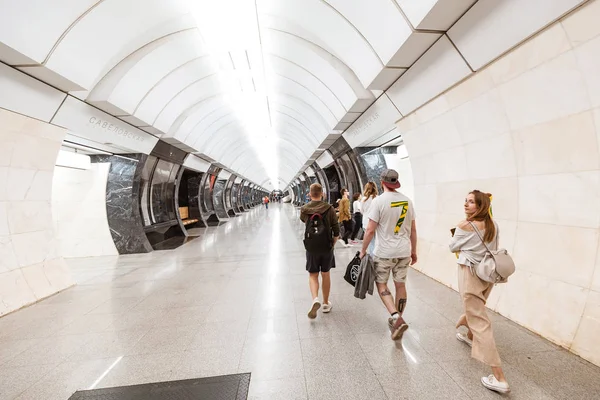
left=179, top=207, right=199, bottom=226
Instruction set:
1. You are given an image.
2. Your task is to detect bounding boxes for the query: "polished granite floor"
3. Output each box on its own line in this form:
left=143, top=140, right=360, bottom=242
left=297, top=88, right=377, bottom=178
left=1, top=204, right=599, bottom=400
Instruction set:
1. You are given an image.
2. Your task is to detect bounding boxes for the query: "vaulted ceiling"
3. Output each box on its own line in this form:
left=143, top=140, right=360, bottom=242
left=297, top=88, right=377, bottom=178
left=0, top=0, right=537, bottom=189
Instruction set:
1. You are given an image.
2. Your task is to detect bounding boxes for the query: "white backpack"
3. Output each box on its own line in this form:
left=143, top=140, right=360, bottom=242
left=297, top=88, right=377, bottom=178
left=468, top=222, right=516, bottom=284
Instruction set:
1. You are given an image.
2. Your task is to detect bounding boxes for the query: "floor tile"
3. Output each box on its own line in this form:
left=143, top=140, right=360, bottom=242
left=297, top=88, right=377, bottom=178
left=305, top=368, right=387, bottom=400
left=409, top=325, right=473, bottom=362
left=355, top=331, right=436, bottom=368
left=0, top=338, right=43, bottom=366
left=66, top=330, right=147, bottom=362
left=248, top=377, right=308, bottom=400
left=0, top=364, right=56, bottom=400
left=187, top=320, right=249, bottom=349
left=0, top=204, right=597, bottom=400
left=440, top=358, right=557, bottom=400
left=4, top=334, right=92, bottom=367
left=239, top=340, right=304, bottom=380
left=93, top=352, right=183, bottom=389
left=170, top=344, right=243, bottom=381
left=126, top=325, right=198, bottom=355
left=296, top=312, right=354, bottom=339
left=374, top=363, right=470, bottom=400
left=300, top=335, right=371, bottom=373
left=504, top=350, right=600, bottom=400
left=15, top=358, right=119, bottom=400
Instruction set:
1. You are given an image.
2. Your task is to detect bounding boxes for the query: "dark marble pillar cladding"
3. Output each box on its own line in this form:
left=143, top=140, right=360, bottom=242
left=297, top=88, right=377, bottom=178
left=187, top=175, right=201, bottom=219
left=213, top=179, right=228, bottom=219
left=355, top=147, right=392, bottom=185
left=92, top=154, right=153, bottom=254
left=349, top=149, right=369, bottom=190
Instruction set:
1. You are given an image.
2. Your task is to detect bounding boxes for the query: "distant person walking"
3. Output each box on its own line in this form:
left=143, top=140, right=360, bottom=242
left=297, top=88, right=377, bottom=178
left=350, top=193, right=362, bottom=244
left=361, top=181, right=378, bottom=254
left=263, top=196, right=269, bottom=209
left=300, top=183, right=340, bottom=319
left=449, top=190, right=509, bottom=394
left=360, top=170, right=417, bottom=341
left=338, top=188, right=352, bottom=247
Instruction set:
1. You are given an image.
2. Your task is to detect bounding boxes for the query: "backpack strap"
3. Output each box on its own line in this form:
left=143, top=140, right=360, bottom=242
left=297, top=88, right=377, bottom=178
left=467, top=221, right=498, bottom=252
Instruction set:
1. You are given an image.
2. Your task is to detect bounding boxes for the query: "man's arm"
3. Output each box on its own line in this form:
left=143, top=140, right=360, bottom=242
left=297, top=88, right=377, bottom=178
left=300, top=208, right=307, bottom=223
left=360, top=219, right=377, bottom=258
left=329, top=207, right=340, bottom=246
left=410, top=219, right=417, bottom=265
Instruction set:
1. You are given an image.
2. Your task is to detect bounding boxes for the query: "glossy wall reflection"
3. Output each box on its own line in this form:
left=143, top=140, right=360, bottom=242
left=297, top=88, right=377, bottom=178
left=93, top=154, right=153, bottom=254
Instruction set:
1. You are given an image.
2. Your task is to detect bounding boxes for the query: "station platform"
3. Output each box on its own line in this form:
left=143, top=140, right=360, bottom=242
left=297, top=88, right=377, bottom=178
left=0, top=204, right=598, bottom=400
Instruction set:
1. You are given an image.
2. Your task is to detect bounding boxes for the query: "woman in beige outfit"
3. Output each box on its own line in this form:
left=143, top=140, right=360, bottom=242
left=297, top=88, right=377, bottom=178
left=449, top=190, right=509, bottom=394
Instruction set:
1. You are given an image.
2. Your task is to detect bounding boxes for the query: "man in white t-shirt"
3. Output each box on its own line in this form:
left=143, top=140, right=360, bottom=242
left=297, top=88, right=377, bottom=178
left=360, top=169, right=417, bottom=341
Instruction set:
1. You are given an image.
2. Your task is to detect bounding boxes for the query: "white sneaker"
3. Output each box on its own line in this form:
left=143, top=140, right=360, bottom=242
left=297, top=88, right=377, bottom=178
left=308, top=298, right=321, bottom=319
left=456, top=332, right=473, bottom=347
left=322, top=302, right=332, bottom=313
left=481, top=375, right=510, bottom=394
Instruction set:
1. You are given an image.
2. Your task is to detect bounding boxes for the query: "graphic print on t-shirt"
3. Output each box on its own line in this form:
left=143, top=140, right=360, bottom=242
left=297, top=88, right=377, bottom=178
left=390, top=201, right=409, bottom=235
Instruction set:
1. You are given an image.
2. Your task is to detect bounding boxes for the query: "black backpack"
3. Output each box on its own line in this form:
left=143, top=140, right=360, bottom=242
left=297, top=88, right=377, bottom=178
left=303, top=206, right=333, bottom=253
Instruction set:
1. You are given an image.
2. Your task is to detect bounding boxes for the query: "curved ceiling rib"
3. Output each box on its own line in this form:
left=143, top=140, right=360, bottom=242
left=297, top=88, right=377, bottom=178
left=1, top=0, right=457, bottom=191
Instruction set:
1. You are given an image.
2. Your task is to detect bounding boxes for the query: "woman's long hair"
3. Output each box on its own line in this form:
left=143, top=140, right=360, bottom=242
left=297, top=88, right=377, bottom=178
left=363, top=181, right=378, bottom=199
left=467, top=190, right=496, bottom=243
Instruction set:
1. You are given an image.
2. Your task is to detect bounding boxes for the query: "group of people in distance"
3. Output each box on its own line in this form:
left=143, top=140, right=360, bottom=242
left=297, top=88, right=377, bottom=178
left=299, top=169, right=510, bottom=394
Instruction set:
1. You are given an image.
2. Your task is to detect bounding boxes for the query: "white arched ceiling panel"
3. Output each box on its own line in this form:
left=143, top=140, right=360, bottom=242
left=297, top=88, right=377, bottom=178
left=274, top=137, right=311, bottom=161
left=262, top=30, right=357, bottom=109
left=201, top=123, right=246, bottom=154
left=90, top=29, right=208, bottom=115
left=270, top=102, right=327, bottom=139
left=42, top=0, right=191, bottom=90
left=152, top=74, right=222, bottom=132
left=325, top=0, right=440, bottom=68
left=272, top=112, right=321, bottom=146
left=134, top=57, right=217, bottom=126
left=0, top=0, right=98, bottom=65
left=272, top=136, right=312, bottom=162
left=238, top=156, right=298, bottom=181
left=259, top=0, right=383, bottom=88
left=85, top=30, right=183, bottom=116
left=168, top=97, right=229, bottom=142
left=190, top=115, right=241, bottom=150
left=212, top=136, right=253, bottom=163
left=268, top=75, right=339, bottom=128
left=267, top=56, right=347, bottom=118
left=271, top=120, right=320, bottom=153
left=269, top=95, right=331, bottom=134
left=262, top=19, right=374, bottom=110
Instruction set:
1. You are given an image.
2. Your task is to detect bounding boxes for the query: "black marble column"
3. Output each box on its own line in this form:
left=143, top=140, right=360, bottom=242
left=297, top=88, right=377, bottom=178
left=186, top=174, right=202, bottom=219
left=355, top=147, right=395, bottom=185
left=92, top=154, right=153, bottom=254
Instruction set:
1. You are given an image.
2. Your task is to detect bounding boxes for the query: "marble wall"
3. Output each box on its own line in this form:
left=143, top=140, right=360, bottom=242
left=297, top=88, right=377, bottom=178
left=384, top=154, right=415, bottom=202
left=0, top=108, right=73, bottom=316
left=93, top=154, right=153, bottom=254
left=52, top=163, right=118, bottom=258
left=400, top=0, right=600, bottom=366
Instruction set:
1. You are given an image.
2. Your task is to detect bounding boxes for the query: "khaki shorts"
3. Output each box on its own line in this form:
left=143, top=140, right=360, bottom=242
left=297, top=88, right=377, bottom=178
left=373, top=256, right=411, bottom=283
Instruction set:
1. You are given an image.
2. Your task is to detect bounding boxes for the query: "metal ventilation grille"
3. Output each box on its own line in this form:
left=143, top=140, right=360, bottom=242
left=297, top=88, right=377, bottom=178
left=68, top=373, right=251, bottom=400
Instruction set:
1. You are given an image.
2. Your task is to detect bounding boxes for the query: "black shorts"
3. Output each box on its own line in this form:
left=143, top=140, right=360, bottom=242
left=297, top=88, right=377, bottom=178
left=306, top=250, right=335, bottom=273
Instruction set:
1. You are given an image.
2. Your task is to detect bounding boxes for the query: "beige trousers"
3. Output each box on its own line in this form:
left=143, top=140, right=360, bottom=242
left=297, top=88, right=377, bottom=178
left=457, top=264, right=502, bottom=367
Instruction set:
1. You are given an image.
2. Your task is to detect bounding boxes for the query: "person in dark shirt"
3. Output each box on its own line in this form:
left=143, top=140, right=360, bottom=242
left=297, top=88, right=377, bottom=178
left=300, top=183, right=340, bottom=319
